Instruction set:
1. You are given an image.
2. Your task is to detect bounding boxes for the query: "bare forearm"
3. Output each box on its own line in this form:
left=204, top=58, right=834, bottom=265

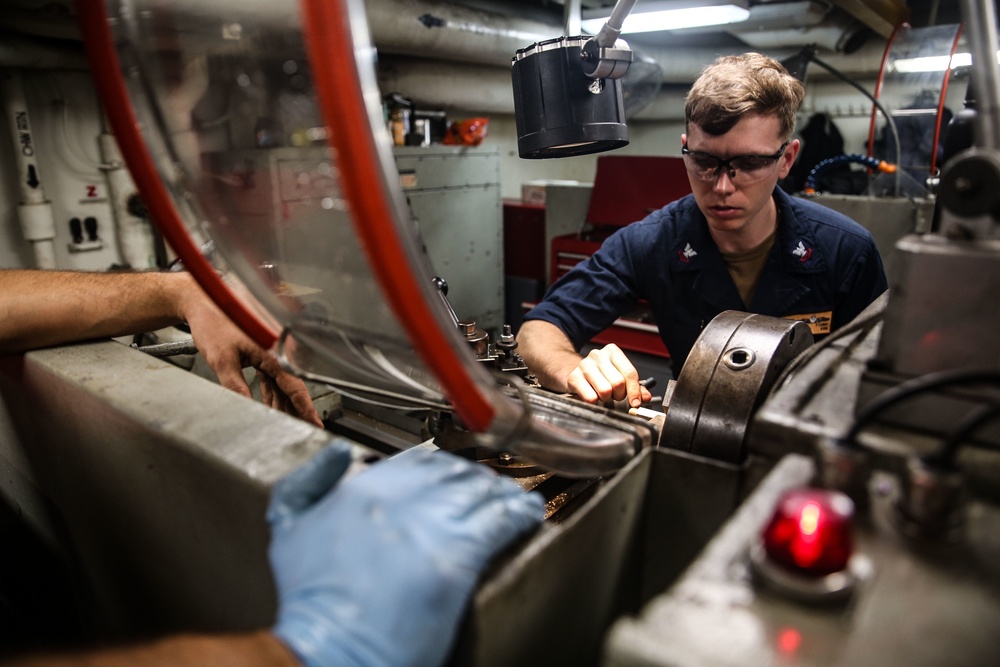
left=0, top=269, right=192, bottom=354
left=2, top=631, right=299, bottom=667
left=516, top=319, right=583, bottom=392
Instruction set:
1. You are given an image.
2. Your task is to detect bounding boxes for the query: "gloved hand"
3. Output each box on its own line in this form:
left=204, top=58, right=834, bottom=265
left=268, top=440, right=545, bottom=667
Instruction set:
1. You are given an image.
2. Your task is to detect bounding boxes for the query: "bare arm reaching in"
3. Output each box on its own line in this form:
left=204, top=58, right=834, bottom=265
left=516, top=319, right=651, bottom=408
left=0, top=269, right=321, bottom=427
left=4, top=632, right=297, bottom=667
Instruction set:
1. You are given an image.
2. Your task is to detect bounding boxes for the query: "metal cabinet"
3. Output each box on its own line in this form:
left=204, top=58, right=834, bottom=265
left=206, top=145, right=503, bottom=332
left=393, top=146, right=503, bottom=331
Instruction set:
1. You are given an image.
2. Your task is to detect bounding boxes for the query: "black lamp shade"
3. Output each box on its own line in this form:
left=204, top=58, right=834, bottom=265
left=512, top=36, right=629, bottom=159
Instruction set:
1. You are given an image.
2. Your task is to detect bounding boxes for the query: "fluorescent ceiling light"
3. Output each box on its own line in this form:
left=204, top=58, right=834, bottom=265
left=893, top=53, right=972, bottom=73
left=582, top=1, right=750, bottom=35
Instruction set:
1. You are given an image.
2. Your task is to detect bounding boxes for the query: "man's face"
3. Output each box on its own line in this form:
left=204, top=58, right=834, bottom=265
left=682, top=114, right=799, bottom=238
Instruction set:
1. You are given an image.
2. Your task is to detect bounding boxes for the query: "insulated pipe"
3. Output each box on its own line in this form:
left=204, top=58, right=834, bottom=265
left=0, top=8, right=82, bottom=42
left=377, top=41, right=887, bottom=102
left=2, top=69, right=57, bottom=269
left=366, top=0, right=887, bottom=82
left=375, top=50, right=884, bottom=119
left=365, top=0, right=560, bottom=65
left=377, top=57, right=519, bottom=113
left=100, top=133, right=156, bottom=269
left=564, top=0, right=582, bottom=37
left=0, top=32, right=88, bottom=70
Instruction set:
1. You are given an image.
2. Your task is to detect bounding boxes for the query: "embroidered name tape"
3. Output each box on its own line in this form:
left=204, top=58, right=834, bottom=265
left=783, top=311, right=832, bottom=335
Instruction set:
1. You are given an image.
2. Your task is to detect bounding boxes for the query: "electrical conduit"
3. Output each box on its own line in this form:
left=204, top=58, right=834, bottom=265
left=2, top=69, right=57, bottom=269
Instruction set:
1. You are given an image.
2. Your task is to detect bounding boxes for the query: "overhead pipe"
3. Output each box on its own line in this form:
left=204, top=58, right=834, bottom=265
left=0, top=7, right=82, bottom=42
left=731, top=12, right=872, bottom=54
left=376, top=54, right=691, bottom=120
left=368, top=0, right=890, bottom=87
left=375, top=36, right=888, bottom=118
left=366, top=0, right=560, bottom=66
left=377, top=56, right=519, bottom=114
left=366, top=0, right=885, bottom=76
left=0, top=31, right=88, bottom=70
left=2, top=69, right=57, bottom=269
left=0, top=0, right=887, bottom=83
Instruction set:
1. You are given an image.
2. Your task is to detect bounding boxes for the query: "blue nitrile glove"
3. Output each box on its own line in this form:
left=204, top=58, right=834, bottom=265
left=268, top=440, right=545, bottom=667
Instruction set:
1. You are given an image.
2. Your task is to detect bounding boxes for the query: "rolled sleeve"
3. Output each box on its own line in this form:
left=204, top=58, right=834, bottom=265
left=524, top=229, right=642, bottom=350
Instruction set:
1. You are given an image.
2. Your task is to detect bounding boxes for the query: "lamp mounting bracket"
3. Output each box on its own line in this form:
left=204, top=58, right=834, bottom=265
left=580, top=37, right=633, bottom=80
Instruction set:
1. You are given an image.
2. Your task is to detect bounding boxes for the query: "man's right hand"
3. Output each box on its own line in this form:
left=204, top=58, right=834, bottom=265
left=517, top=320, right=652, bottom=408
left=567, top=343, right=652, bottom=408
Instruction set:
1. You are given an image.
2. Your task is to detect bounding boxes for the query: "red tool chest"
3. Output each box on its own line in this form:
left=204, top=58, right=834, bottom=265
left=548, top=155, right=692, bottom=358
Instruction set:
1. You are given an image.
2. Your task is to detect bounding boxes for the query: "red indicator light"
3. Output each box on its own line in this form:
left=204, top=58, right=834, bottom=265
left=777, top=627, right=802, bottom=655
left=762, top=488, right=854, bottom=576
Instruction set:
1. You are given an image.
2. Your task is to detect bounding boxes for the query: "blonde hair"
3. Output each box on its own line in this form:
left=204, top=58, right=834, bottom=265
left=685, top=53, right=804, bottom=140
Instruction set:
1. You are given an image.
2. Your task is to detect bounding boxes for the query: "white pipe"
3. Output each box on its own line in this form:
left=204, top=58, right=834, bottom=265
left=2, top=69, right=57, bottom=269
left=564, top=0, right=582, bottom=37
left=377, top=57, right=516, bottom=113
left=100, top=133, right=156, bottom=269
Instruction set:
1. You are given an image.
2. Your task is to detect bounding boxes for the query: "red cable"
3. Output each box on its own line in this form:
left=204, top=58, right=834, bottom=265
left=867, top=23, right=907, bottom=162
left=300, top=0, right=495, bottom=430
left=931, top=24, right=965, bottom=175
left=74, top=0, right=278, bottom=349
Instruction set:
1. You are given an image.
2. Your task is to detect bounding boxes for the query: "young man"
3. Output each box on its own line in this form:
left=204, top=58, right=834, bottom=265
left=517, top=53, right=888, bottom=408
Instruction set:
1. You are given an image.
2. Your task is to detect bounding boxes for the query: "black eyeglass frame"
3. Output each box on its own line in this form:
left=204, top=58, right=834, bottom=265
left=681, top=141, right=790, bottom=181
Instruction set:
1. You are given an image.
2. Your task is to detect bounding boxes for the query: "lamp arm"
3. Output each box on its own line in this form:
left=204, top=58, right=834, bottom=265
left=595, top=0, right=638, bottom=47
left=810, top=54, right=903, bottom=196
left=581, top=0, right=635, bottom=81
left=962, top=0, right=1000, bottom=149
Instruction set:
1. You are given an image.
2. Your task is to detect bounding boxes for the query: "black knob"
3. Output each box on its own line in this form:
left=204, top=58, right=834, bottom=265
left=69, top=217, right=83, bottom=244
left=84, top=216, right=98, bottom=241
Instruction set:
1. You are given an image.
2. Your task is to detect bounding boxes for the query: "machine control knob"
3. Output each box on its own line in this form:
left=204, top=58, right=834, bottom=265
left=84, top=216, right=99, bottom=241
left=69, top=217, right=83, bottom=244
left=939, top=150, right=1000, bottom=218
left=762, top=488, right=854, bottom=576
left=458, top=319, right=490, bottom=358
left=496, top=323, right=517, bottom=351
left=750, top=487, right=869, bottom=604
left=432, top=276, right=448, bottom=296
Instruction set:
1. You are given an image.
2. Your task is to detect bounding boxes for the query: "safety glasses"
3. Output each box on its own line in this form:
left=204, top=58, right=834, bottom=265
left=681, top=141, right=789, bottom=183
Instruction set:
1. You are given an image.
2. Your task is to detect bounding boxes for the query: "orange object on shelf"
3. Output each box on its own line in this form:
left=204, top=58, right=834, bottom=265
left=442, top=117, right=490, bottom=146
